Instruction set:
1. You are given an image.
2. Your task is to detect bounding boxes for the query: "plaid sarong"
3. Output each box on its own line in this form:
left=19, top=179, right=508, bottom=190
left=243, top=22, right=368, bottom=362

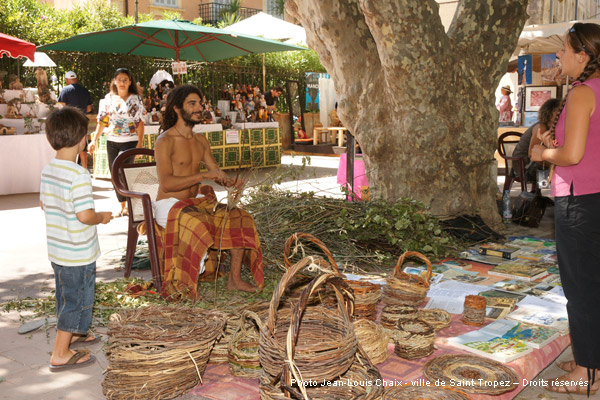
left=156, top=197, right=264, bottom=300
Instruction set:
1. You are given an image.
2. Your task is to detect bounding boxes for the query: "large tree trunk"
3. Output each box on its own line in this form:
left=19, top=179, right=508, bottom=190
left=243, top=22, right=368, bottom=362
left=287, top=0, right=529, bottom=230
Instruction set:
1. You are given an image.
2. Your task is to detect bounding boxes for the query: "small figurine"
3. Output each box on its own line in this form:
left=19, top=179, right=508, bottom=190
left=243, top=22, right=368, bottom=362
left=9, top=77, right=23, bottom=90
left=215, top=107, right=222, bottom=117
left=220, top=115, right=232, bottom=129
left=35, top=68, right=48, bottom=91
left=151, top=108, right=160, bottom=123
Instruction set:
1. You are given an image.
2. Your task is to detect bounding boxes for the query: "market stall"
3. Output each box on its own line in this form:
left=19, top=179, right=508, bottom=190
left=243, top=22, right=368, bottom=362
left=92, top=123, right=282, bottom=179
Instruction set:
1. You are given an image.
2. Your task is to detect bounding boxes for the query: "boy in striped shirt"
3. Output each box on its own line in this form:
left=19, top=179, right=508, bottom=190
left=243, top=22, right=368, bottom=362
left=40, top=107, right=113, bottom=372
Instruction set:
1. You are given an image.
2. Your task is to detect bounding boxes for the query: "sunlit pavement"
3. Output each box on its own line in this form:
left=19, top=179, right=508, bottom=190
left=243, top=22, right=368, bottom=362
left=0, top=154, right=576, bottom=399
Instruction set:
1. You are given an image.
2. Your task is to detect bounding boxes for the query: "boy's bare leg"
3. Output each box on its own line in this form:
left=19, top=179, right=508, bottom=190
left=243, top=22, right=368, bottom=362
left=227, top=249, right=258, bottom=292
left=50, top=330, right=90, bottom=366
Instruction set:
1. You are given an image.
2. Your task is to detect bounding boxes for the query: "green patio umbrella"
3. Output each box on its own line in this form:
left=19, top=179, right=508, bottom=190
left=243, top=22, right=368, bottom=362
left=38, top=19, right=304, bottom=62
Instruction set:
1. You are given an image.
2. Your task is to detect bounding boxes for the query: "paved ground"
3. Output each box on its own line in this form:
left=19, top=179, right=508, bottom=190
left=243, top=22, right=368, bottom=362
left=0, top=154, right=581, bottom=399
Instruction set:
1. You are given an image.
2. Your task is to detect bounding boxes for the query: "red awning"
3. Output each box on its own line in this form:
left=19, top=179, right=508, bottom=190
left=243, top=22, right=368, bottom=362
left=0, top=33, right=36, bottom=61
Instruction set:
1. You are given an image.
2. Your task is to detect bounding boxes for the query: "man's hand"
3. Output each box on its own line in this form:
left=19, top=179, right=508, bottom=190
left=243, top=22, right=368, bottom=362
left=88, top=142, right=96, bottom=155
left=226, top=177, right=245, bottom=189
left=203, top=170, right=228, bottom=185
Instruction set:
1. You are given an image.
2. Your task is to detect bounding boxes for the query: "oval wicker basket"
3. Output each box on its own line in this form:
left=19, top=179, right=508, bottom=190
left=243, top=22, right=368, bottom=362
left=417, top=308, right=452, bottom=331
left=259, top=348, right=384, bottom=400
left=228, top=310, right=262, bottom=378
left=353, top=318, right=390, bottom=364
left=258, top=257, right=357, bottom=383
left=380, top=304, right=417, bottom=331
left=393, top=318, right=436, bottom=360
left=383, top=251, right=432, bottom=307
left=102, top=306, right=226, bottom=400
left=345, top=279, right=381, bottom=321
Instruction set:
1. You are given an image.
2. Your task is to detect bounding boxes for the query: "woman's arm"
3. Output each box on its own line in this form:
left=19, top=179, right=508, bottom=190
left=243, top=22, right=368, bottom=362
left=88, top=120, right=107, bottom=155
left=136, top=120, right=145, bottom=148
left=531, top=85, right=595, bottom=166
left=528, top=123, right=544, bottom=158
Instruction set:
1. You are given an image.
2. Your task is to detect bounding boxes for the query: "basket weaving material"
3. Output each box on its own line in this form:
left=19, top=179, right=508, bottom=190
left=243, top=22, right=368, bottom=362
left=380, top=304, right=417, bottom=331
left=228, top=310, right=262, bottom=378
left=258, top=257, right=357, bottom=383
left=353, top=319, right=390, bottom=365
left=417, top=308, right=452, bottom=331
left=383, top=251, right=432, bottom=306
left=393, top=318, right=436, bottom=360
left=346, top=279, right=381, bottom=321
left=259, top=349, right=384, bottom=400
left=383, top=385, right=471, bottom=400
left=102, top=305, right=226, bottom=400
left=423, top=354, right=519, bottom=395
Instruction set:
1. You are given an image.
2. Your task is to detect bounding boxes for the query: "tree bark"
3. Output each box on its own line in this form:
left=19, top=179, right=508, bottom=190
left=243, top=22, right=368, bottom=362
left=286, top=0, right=529, bottom=230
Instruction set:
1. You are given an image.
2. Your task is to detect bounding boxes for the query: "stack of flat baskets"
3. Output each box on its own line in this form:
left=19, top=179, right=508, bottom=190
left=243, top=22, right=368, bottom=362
left=258, top=255, right=383, bottom=399
left=102, top=305, right=226, bottom=400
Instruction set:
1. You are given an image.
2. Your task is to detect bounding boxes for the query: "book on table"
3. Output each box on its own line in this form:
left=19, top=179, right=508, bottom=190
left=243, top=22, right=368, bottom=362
left=447, top=329, right=533, bottom=363
left=476, top=319, right=560, bottom=349
left=488, top=260, right=549, bottom=282
left=478, top=243, right=521, bottom=259
left=506, top=296, right=569, bottom=334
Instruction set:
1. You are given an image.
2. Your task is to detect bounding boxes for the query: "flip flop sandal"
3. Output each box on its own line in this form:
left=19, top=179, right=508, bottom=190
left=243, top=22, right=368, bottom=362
left=18, top=316, right=57, bottom=334
left=49, top=351, right=96, bottom=372
left=70, top=334, right=100, bottom=349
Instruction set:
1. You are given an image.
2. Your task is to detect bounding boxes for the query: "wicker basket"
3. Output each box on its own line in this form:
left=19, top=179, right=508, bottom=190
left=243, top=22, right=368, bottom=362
left=259, top=348, right=384, bottom=400
left=283, top=232, right=340, bottom=272
left=346, top=279, right=381, bottom=321
left=393, top=318, right=436, bottom=360
left=228, top=310, right=262, bottom=378
left=417, top=308, right=452, bottom=331
left=380, top=304, right=417, bottom=331
left=353, top=319, right=390, bottom=365
left=383, top=251, right=432, bottom=307
left=102, top=305, right=226, bottom=400
left=259, top=257, right=357, bottom=383
left=209, top=310, right=239, bottom=364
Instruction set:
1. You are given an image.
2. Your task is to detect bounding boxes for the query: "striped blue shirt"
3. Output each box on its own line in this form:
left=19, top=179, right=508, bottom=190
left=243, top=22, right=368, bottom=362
left=40, top=159, right=100, bottom=266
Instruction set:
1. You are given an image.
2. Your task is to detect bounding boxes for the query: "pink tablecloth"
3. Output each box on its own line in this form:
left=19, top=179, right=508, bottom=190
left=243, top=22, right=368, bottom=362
left=190, top=313, right=569, bottom=400
left=337, top=153, right=369, bottom=199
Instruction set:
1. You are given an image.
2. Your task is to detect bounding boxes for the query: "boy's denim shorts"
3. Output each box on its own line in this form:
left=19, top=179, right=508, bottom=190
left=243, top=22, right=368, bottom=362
left=52, top=262, right=96, bottom=335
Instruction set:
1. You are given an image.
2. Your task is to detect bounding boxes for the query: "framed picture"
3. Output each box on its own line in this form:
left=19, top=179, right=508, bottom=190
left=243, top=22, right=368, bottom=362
left=523, top=111, right=538, bottom=127
left=525, top=86, right=557, bottom=111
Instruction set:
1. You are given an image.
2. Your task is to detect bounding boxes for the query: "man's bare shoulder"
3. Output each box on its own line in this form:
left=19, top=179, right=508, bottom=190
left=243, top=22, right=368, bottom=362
left=155, top=129, right=178, bottom=147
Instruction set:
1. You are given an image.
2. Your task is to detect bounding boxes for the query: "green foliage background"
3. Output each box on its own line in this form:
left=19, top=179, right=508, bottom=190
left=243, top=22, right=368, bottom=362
left=0, top=0, right=325, bottom=111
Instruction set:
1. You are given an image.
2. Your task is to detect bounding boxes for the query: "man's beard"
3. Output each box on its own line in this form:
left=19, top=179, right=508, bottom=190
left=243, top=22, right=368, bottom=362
left=181, top=109, right=202, bottom=127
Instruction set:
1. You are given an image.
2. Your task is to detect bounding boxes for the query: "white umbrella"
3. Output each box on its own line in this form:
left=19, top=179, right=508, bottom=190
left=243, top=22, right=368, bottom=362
left=223, top=12, right=305, bottom=41
left=515, top=18, right=600, bottom=56
left=23, top=52, right=56, bottom=67
left=224, top=13, right=306, bottom=91
left=149, top=70, right=174, bottom=89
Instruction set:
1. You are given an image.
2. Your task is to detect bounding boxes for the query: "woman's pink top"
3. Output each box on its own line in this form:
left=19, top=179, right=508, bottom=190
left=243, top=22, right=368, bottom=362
left=551, top=78, right=600, bottom=197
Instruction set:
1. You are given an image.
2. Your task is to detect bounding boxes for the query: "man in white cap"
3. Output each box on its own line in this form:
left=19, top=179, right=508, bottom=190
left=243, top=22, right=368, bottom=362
left=58, top=71, right=92, bottom=168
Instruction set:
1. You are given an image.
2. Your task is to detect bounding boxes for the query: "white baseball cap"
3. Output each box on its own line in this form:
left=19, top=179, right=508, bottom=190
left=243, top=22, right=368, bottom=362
left=65, top=71, right=77, bottom=79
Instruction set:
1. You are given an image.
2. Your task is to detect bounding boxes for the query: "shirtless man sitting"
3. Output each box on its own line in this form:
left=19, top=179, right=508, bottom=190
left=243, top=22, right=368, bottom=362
left=153, top=85, right=260, bottom=292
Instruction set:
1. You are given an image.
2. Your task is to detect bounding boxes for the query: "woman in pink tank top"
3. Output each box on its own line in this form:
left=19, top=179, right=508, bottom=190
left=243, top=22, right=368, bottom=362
left=531, top=23, right=600, bottom=397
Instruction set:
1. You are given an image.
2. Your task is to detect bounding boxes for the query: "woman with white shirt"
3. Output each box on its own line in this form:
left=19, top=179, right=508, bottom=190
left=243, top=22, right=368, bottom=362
left=89, top=68, right=145, bottom=217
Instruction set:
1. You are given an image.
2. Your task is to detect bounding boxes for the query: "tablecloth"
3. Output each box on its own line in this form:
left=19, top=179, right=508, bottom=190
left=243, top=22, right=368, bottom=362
left=337, top=153, right=369, bottom=199
left=0, top=133, right=56, bottom=195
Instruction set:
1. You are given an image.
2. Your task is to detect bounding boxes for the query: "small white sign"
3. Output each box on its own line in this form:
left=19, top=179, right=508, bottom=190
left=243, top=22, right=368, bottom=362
left=171, top=61, right=187, bottom=75
left=225, top=130, right=240, bottom=144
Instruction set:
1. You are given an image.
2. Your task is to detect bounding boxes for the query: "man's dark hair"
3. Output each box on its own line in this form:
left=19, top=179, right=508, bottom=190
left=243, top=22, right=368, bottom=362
left=160, top=84, right=204, bottom=132
left=45, top=106, right=89, bottom=150
left=273, top=86, right=283, bottom=93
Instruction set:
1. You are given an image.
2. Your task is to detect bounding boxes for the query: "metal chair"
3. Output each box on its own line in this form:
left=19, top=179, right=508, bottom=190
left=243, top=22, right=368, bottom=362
left=497, top=131, right=531, bottom=193
left=111, top=148, right=162, bottom=291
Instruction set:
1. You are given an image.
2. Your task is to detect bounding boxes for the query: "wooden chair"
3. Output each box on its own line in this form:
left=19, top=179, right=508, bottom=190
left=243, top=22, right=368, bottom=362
left=111, top=148, right=162, bottom=291
left=497, top=131, right=532, bottom=193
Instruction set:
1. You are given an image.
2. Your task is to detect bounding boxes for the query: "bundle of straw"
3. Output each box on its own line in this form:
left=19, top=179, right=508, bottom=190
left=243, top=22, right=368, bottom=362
left=102, top=305, right=226, bottom=400
left=353, top=319, right=390, bottom=365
